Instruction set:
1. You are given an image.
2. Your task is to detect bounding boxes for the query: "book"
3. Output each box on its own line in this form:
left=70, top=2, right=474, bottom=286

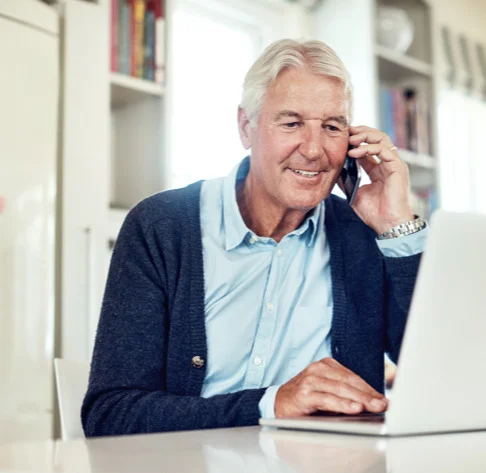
left=111, top=0, right=118, bottom=72
left=380, top=86, right=432, bottom=158
left=155, top=0, right=165, bottom=85
left=144, top=1, right=156, bottom=80
left=391, top=88, right=407, bottom=150
left=379, top=87, right=395, bottom=144
left=118, top=0, right=131, bottom=75
left=130, top=0, right=145, bottom=78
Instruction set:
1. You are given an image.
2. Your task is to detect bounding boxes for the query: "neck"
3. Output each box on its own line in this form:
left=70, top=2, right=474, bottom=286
left=236, top=176, right=309, bottom=243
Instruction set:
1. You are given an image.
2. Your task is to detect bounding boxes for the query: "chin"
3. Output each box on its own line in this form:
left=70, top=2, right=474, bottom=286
left=285, top=194, right=326, bottom=211
left=290, top=187, right=333, bottom=209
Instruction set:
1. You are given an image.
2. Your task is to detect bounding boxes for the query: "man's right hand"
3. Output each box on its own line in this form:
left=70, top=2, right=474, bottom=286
left=275, top=358, right=388, bottom=418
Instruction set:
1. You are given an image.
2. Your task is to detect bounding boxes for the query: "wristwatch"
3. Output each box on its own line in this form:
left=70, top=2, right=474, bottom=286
left=377, top=215, right=427, bottom=240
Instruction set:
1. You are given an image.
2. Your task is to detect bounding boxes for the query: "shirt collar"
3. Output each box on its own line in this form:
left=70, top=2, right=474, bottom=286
left=223, top=157, right=253, bottom=251
left=223, top=156, right=325, bottom=251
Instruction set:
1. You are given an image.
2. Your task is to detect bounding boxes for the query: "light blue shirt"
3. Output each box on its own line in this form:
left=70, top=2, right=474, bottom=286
left=199, top=158, right=427, bottom=418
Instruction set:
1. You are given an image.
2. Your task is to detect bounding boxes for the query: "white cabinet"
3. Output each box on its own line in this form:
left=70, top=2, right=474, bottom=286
left=0, top=0, right=59, bottom=442
left=60, top=0, right=110, bottom=362
left=60, top=0, right=168, bottom=361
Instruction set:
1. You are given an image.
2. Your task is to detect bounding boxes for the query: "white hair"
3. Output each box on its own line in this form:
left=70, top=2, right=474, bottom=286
left=240, top=39, right=353, bottom=126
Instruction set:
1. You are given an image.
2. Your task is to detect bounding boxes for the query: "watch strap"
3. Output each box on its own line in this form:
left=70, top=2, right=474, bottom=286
left=377, top=215, right=427, bottom=240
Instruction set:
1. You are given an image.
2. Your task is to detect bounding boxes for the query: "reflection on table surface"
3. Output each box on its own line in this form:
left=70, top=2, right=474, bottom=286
left=1, top=426, right=486, bottom=473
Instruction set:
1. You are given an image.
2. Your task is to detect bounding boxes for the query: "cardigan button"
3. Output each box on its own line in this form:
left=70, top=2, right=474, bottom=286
left=191, top=356, right=205, bottom=369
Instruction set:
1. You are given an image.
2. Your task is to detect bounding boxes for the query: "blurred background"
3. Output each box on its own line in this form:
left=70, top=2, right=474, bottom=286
left=1, top=0, right=485, bottom=443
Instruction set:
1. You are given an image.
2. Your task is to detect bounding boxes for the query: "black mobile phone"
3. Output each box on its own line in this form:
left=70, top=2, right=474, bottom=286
left=338, top=147, right=362, bottom=205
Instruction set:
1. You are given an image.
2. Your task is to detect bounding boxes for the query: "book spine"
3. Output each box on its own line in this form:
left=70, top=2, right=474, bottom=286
left=144, top=2, right=156, bottom=80
left=117, top=0, right=129, bottom=75
left=155, top=0, right=165, bottom=85
left=132, top=0, right=146, bottom=78
left=405, top=92, right=418, bottom=153
left=380, top=87, right=395, bottom=145
left=416, top=99, right=430, bottom=155
left=129, top=0, right=136, bottom=76
left=392, top=88, right=407, bottom=149
left=111, top=0, right=118, bottom=72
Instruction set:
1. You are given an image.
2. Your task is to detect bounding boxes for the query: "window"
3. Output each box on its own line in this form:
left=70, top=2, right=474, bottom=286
left=167, top=0, right=285, bottom=188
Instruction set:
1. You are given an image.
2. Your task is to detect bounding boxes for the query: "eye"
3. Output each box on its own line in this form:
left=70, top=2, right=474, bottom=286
left=324, top=124, right=340, bottom=132
left=283, top=121, right=302, bottom=128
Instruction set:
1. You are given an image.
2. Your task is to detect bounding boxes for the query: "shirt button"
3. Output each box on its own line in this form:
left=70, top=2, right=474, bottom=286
left=266, top=302, right=274, bottom=312
left=191, top=356, right=205, bottom=368
left=276, top=248, right=283, bottom=257
left=249, top=236, right=257, bottom=244
left=253, top=356, right=263, bottom=366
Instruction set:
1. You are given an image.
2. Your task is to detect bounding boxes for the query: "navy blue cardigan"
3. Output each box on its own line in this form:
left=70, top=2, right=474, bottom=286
left=82, top=181, right=420, bottom=436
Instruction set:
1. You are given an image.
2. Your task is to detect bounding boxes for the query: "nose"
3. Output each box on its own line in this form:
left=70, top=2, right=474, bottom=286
left=299, top=122, right=323, bottom=160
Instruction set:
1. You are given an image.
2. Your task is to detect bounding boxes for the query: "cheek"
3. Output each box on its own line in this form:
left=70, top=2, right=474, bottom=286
left=326, top=140, right=348, bottom=166
left=258, top=131, right=298, bottom=164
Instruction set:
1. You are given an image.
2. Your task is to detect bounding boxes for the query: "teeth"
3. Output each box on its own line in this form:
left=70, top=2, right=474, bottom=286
left=292, top=169, right=319, bottom=177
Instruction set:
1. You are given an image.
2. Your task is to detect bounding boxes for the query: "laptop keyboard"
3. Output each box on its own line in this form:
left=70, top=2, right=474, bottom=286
left=331, top=413, right=385, bottom=423
left=311, top=412, right=386, bottom=423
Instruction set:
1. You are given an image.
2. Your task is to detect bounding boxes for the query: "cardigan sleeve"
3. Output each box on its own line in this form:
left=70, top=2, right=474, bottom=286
left=81, top=203, right=266, bottom=436
left=383, top=253, right=422, bottom=363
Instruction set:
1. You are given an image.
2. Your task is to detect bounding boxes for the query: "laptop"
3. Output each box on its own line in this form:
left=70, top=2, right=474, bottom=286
left=260, top=210, right=486, bottom=436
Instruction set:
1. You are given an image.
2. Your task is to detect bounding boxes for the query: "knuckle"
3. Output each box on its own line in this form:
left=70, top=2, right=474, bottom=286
left=321, top=357, right=334, bottom=368
left=298, top=378, right=313, bottom=392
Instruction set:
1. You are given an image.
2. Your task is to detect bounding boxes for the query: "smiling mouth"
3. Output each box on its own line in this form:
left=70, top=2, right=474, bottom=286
left=289, top=168, right=323, bottom=177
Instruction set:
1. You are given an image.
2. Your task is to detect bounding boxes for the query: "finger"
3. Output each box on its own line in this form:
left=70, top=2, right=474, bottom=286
left=308, top=376, right=388, bottom=413
left=306, top=391, right=365, bottom=415
left=348, top=143, right=401, bottom=164
left=349, top=127, right=394, bottom=147
left=315, top=359, right=385, bottom=399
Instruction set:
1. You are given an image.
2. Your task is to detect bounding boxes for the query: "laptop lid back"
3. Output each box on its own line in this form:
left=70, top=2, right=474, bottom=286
left=386, top=210, right=486, bottom=435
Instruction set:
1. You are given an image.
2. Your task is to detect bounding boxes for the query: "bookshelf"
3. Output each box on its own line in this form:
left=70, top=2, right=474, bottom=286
left=60, top=0, right=166, bottom=362
left=376, top=45, right=433, bottom=78
left=109, top=0, right=166, bottom=214
left=398, top=149, right=436, bottom=169
left=376, top=0, right=437, bottom=218
left=315, top=0, right=438, bottom=219
left=110, top=72, right=164, bottom=108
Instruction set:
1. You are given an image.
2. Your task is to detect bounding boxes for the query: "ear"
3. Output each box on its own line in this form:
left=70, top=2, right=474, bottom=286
left=237, top=107, right=252, bottom=150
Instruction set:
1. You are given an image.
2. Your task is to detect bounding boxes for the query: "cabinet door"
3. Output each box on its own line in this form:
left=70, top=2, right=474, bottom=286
left=0, top=8, right=58, bottom=442
left=61, top=0, right=110, bottom=362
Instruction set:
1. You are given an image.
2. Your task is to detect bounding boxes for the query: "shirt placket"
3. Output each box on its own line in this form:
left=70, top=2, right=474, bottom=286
left=242, top=241, right=282, bottom=388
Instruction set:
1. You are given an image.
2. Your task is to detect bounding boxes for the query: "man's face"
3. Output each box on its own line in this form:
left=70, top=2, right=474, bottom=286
left=239, top=68, right=350, bottom=212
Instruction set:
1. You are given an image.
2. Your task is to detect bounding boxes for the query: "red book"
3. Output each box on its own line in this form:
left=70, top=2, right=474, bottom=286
left=111, top=0, right=118, bottom=72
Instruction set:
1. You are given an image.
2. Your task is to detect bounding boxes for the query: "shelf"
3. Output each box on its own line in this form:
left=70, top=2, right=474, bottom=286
left=110, top=73, right=164, bottom=108
left=376, top=45, right=433, bottom=81
left=398, top=149, right=436, bottom=169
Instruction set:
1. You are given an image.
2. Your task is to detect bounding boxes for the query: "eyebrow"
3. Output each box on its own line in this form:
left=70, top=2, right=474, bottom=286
left=274, top=111, right=349, bottom=126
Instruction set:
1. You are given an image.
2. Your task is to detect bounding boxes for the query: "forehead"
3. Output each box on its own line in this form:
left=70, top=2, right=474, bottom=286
left=263, top=67, right=349, bottom=118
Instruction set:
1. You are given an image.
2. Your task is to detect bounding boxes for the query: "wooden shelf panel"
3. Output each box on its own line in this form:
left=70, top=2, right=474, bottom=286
left=110, top=73, right=164, bottom=108
left=398, top=149, right=436, bottom=169
left=376, top=45, right=433, bottom=81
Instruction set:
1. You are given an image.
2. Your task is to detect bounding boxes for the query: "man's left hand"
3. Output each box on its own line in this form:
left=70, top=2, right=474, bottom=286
left=347, top=125, right=414, bottom=235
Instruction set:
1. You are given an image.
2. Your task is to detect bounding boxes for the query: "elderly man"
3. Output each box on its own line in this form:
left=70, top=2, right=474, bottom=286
left=82, top=39, right=426, bottom=436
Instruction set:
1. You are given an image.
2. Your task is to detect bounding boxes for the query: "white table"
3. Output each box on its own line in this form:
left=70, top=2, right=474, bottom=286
left=1, top=426, right=486, bottom=472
